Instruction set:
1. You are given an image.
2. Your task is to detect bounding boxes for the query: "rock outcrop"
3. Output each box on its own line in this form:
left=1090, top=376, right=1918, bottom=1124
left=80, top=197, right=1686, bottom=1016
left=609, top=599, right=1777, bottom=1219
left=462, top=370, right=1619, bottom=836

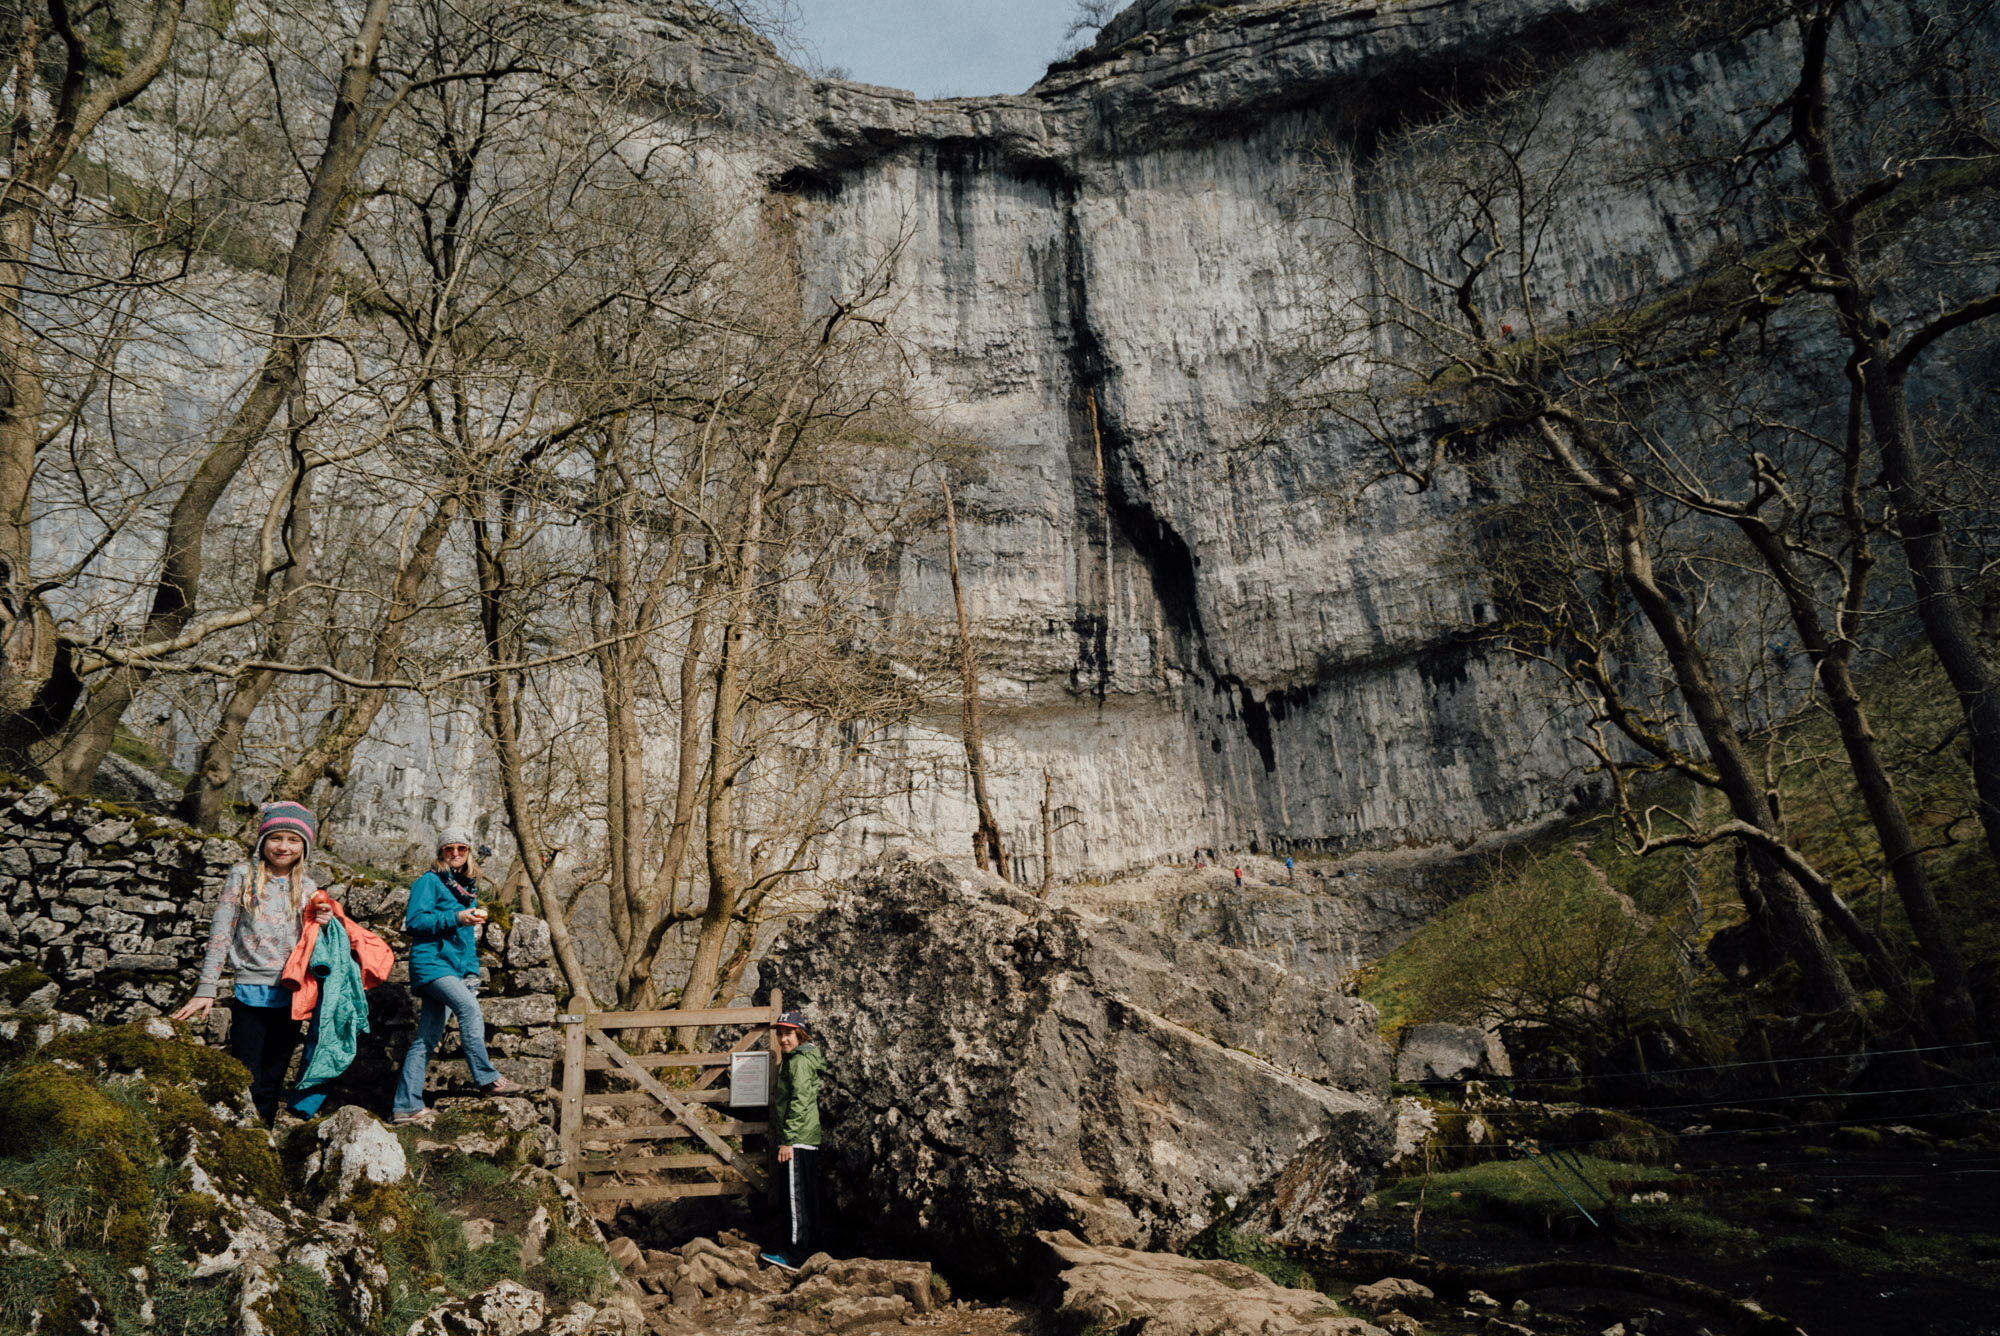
left=1394, top=1023, right=1513, bottom=1084
left=1039, top=1230, right=1387, bottom=1336
left=0, top=1015, right=622, bottom=1335
left=758, top=852, right=1393, bottom=1270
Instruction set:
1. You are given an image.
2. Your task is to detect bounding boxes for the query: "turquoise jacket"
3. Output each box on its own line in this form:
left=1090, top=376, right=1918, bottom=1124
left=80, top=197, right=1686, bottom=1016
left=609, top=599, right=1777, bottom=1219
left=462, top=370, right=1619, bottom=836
left=405, top=869, right=481, bottom=986
left=298, top=919, right=368, bottom=1085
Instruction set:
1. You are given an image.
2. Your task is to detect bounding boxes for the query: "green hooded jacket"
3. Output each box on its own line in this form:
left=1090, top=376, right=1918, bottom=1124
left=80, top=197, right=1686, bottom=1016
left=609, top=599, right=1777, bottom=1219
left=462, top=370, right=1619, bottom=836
left=772, top=1042, right=824, bottom=1146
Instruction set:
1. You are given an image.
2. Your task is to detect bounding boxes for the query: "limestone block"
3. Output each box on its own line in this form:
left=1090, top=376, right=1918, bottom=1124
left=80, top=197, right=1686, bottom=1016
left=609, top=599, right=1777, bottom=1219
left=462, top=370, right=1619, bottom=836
left=107, top=953, right=178, bottom=973
left=1041, top=1231, right=1386, bottom=1336
left=81, top=819, right=134, bottom=846
left=1351, top=1277, right=1434, bottom=1317
left=506, top=916, right=552, bottom=968
left=407, top=1279, right=545, bottom=1336
left=481, top=994, right=557, bottom=1028
left=759, top=856, right=1392, bottom=1266
left=305, top=1105, right=409, bottom=1214
left=1395, top=1023, right=1512, bottom=1083
left=11, top=786, right=56, bottom=820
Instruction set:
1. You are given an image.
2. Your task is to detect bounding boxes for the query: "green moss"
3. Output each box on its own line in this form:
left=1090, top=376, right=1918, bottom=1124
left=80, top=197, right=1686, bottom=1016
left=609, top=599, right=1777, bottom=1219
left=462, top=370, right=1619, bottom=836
left=1186, top=1203, right=1316, bottom=1290
left=0, top=965, right=53, bottom=1006
left=346, top=1181, right=433, bottom=1255
left=479, top=898, right=515, bottom=934
left=40, top=1021, right=251, bottom=1108
left=1376, top=1154, right=1677, bottom=1237
left=0, top=1064, right=155, bottom=1261
left=165, top=1190, right=243, bottom=1256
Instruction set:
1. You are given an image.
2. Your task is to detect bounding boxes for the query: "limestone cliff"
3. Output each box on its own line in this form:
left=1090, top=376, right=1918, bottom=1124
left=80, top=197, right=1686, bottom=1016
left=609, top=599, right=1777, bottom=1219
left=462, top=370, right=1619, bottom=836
left=565, top=0, right=1721, bottom=872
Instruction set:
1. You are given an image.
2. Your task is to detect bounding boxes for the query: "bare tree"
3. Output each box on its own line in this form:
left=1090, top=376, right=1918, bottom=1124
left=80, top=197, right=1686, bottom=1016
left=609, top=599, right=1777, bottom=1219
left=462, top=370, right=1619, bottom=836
left=0, top=0, right=185, bottom=774
left=943, top=473, right=1006, bottom=878
left=1288, top=1, right=2000, bottom=1037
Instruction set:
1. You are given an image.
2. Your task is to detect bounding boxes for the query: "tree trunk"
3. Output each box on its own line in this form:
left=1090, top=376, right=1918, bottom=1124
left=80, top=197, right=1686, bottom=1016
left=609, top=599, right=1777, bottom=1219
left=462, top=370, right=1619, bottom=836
left=0, top=1, right=181, bottom=771
left=1537, top=413, right=1866, bottom=1019
left=943, top=476, right=1006, bottom=877
left=1733, top=513, right=1976, bottom=1041
left=619, top=590, right=711, bottom=1010
left=180, top=444, right=315, bottom=830
left=1789, top=2, right=2000, bottom=875
left=1605, top=486, right=1870, bottom=1020
left=474, top=486, right=595, bottom=1008
left=678, top=500, right=763, bottom=1047
left=268, top=492, right=462, bottom=804
left=50, top=0, right=395, bottom=793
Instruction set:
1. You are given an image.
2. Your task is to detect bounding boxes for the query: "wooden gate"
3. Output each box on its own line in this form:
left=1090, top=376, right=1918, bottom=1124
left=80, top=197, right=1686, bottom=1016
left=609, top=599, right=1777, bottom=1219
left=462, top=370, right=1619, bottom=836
left=552, top=991, right=784, bottom=1206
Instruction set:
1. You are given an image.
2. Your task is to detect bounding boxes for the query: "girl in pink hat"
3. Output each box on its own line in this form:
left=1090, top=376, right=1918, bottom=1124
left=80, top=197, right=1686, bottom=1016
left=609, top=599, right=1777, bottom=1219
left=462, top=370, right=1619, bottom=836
left=174, top=801, right=332, bottom=1124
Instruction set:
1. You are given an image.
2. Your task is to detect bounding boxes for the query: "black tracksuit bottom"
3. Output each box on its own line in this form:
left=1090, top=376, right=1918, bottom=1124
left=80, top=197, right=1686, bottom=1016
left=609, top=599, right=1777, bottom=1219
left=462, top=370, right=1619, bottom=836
left=782, top=1145, right=820, bottom=1258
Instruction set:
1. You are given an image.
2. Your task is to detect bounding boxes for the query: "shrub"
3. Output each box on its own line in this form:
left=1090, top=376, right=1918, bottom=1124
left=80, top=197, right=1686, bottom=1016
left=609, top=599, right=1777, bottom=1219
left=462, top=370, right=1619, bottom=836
left=1395, top=850, right=1683, bottom=1053
left=1184, top=1208, right=1315, bottom=1290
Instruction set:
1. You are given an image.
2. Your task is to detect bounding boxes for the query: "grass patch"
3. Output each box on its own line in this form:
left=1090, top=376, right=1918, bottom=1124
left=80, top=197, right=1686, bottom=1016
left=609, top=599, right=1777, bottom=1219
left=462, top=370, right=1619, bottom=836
left=1375, top=1154, right=1674, bottom=1234
left=1185, top=1210, right=1316, bottom=1290
left=534, top=1235, right=615, bottom=1303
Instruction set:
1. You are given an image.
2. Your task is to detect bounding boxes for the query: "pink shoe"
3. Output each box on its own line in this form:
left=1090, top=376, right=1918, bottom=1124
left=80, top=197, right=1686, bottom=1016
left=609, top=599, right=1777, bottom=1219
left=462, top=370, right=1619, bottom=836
left=478, top=1076, right=521, bottom=1096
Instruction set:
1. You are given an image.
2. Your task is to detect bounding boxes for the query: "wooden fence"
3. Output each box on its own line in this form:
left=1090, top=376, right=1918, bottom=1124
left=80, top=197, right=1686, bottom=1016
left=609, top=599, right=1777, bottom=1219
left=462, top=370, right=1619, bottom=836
left=551, top=990, right=783, bottom=1206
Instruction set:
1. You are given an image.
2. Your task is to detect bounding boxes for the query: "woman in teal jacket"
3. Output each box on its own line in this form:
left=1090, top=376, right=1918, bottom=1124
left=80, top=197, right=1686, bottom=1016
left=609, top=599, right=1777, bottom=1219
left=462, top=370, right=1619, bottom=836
left=391, top=830, right=518, bottom=1124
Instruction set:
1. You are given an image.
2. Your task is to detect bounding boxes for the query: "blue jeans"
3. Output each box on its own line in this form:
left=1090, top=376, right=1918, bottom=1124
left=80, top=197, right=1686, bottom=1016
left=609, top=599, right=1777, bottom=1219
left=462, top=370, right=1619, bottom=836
left=392, top=974, right=501, bottom=1115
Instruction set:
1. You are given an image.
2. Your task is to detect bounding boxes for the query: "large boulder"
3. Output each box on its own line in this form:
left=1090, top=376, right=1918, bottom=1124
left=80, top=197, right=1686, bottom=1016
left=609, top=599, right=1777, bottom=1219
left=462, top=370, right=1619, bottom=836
left=758, top=853, right=1393, bottom=1270
left=1393, top=1023, right=1511, bottom=1083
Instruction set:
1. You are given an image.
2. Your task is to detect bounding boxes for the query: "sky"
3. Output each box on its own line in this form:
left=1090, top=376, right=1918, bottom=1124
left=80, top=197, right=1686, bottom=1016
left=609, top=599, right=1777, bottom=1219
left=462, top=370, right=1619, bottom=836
left=788, top=0, right=1085, bottom=100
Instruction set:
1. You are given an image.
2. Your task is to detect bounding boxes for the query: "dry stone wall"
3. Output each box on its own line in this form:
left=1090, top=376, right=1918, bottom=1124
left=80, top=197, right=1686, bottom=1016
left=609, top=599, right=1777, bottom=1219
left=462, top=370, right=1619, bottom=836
left=0, top=782, right=564, bottom=1098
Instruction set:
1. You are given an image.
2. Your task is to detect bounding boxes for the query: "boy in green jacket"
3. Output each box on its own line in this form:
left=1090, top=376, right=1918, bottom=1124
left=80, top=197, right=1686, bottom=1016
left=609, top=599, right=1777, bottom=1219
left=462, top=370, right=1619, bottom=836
left=762, top=1010, right=824, bottom=1270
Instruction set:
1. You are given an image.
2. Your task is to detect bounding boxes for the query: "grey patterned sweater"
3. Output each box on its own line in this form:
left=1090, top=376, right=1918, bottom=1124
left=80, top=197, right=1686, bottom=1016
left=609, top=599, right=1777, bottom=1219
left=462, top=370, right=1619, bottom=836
left=194, top=862, right=318, bottom=998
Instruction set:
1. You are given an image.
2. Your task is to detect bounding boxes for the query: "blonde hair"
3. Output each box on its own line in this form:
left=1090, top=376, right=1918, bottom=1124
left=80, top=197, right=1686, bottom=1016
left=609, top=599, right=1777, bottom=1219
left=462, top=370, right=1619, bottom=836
left=244, top=834, right=309, bottom=915
left=431, top=852, right=483, bottom=883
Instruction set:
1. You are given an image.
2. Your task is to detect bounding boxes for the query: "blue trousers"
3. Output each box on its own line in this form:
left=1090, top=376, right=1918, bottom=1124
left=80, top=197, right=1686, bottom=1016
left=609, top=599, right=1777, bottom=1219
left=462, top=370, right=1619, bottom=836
left=392, top=974, right=500, bottom=1115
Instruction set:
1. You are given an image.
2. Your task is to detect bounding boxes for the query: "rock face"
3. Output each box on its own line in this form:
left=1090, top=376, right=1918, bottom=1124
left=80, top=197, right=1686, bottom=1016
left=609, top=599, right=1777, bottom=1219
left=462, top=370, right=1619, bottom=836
left=758, top=853, right=1393, bottom=1269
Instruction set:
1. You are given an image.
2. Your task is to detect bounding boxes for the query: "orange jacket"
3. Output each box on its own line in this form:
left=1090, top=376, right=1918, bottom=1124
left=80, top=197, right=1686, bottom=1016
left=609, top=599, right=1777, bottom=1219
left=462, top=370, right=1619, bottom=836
left=281, top=898, right=395, bottom=1020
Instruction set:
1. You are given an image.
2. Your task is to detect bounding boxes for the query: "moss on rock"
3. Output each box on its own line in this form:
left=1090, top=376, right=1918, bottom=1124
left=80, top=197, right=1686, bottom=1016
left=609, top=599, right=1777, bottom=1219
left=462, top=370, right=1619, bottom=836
left=0, top=965, right=53, bottom=1006
left=0, top=1063, right=155, bottom=1260
left=40, top=1021, right=251, bottom=1107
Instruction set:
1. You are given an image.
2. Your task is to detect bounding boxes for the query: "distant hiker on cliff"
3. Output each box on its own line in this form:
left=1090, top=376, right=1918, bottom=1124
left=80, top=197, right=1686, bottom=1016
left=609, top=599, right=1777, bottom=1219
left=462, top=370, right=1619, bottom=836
left=174, top=802, right=334, bottom=1125
left=1285, top=854, right=1294, bottom=884
left=762, top=1010, right=825, bottom=1272
left=391, top=830, right=519, bottom=1126
left=1233, top=866, right=1243, bottom=888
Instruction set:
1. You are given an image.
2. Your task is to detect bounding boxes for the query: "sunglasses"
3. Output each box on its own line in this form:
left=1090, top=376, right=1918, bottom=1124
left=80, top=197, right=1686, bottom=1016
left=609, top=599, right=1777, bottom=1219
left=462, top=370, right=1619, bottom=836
left=441, top=845, right=471, bottom=854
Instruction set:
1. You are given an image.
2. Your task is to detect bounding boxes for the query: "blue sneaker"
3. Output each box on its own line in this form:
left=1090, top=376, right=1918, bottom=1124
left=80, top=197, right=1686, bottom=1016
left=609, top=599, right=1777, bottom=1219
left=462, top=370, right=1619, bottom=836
left=760, top=1251, right=800, bottom=1272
